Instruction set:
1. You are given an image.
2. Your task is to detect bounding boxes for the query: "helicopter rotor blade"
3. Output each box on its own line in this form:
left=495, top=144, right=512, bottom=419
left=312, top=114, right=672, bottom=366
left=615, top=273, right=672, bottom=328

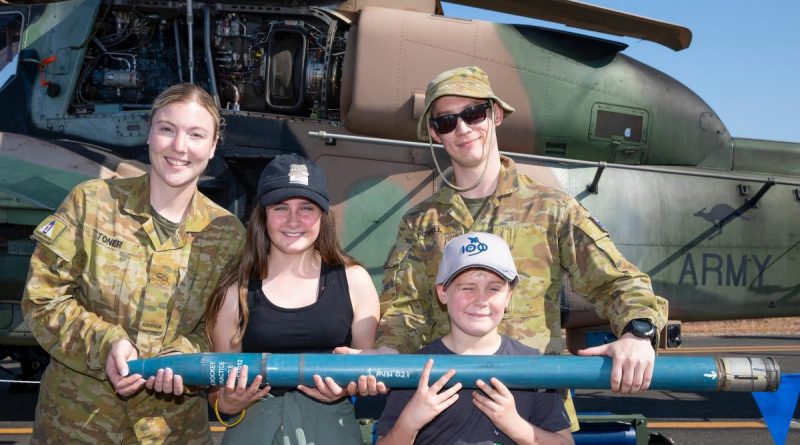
left=445, top=0, right=692, bottom=51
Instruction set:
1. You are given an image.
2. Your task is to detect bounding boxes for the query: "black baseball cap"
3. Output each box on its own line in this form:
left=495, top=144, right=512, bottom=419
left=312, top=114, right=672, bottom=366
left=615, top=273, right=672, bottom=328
left=256, top=154, right=330, bottom=212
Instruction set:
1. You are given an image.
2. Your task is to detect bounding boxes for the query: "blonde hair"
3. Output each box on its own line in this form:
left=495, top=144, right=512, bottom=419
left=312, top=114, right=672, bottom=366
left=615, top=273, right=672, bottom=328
left=149, top=83, right=222, bottom=140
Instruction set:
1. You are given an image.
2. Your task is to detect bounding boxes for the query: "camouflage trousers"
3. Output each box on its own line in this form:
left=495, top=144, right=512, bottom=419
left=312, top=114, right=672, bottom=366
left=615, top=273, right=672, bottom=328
left=30, top=360, right=212, bottom=444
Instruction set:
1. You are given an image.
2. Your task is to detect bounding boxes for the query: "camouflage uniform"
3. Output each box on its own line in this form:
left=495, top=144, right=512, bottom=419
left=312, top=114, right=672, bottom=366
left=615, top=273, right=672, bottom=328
left=377, top=156, right=668, bottom=429
left=22, top=174, right=244, bottom=444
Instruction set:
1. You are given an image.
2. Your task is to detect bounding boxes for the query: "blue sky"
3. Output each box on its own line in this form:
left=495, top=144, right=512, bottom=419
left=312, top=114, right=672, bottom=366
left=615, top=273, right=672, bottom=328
left=442, top=1, right=800, bottom=143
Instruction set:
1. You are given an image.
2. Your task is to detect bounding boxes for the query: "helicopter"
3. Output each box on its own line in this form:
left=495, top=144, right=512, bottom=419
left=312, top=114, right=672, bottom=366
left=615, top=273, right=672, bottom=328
left=0, top=0, right=798, bottom=402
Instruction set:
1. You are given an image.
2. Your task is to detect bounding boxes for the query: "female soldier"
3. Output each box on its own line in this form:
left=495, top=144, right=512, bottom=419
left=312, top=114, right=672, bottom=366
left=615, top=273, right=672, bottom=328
left=205, top=154, right=380, bottom=444
left=22, top=83, right=244, bottom=444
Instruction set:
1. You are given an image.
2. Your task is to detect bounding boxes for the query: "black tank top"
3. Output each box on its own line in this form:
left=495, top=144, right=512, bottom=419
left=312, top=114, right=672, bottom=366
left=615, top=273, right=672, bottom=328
left=241, top=263, right=354, bottom=353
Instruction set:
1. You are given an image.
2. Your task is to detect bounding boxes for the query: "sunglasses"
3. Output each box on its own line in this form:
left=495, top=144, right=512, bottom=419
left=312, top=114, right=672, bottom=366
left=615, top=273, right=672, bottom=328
left=429, top=102, right=491, bottom=134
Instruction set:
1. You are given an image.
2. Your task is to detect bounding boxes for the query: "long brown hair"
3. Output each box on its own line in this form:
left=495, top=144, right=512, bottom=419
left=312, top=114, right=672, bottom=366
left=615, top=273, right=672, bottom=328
left=205, top=201, right=359, bottom=348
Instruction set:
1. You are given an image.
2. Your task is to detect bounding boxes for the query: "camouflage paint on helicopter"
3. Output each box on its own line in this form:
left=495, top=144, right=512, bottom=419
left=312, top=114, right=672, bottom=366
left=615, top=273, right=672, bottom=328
left=0, top=134, right=104, bottom=299
left=338, top=5, right=800, bottom=322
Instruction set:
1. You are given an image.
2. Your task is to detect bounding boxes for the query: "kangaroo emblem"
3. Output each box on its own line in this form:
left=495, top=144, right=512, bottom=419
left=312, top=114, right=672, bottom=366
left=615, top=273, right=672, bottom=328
left=693, top=204, right=749, bottom=240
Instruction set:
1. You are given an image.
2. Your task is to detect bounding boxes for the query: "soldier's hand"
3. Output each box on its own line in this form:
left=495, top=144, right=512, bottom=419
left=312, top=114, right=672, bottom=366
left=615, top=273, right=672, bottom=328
left=106, top=339, right=145, bottom=397
left=145, top=367, right=184, bottom=396
left=217, top=365, right=271, bottom=414
left=578, top=333, right=655, bottom=393
left=144, top=352, right=189, bottom=396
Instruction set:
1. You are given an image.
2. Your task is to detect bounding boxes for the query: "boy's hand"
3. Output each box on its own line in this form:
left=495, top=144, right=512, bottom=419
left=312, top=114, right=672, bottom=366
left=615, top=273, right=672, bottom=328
left=473, top=378, right=528, bottom=434
left=396, top=359, right=462, bottom=432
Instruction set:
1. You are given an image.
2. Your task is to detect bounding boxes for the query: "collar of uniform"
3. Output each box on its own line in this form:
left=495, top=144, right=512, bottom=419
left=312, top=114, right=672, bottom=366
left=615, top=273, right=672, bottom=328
left=496, top=155, right=519, bottom=198
left=434, top=179, right=458, bottom=205
left=123, top=174, right=213, bottom=233
left=433, top=155, right=518, bottom=206
left=181, top=188, right=213, bottom=233
left=123, top=174, right=152, bottom=218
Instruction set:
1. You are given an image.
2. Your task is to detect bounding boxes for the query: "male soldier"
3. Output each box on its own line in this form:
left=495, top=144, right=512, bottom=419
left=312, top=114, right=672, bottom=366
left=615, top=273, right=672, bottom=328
left=374, top=66, right=668, bottom=430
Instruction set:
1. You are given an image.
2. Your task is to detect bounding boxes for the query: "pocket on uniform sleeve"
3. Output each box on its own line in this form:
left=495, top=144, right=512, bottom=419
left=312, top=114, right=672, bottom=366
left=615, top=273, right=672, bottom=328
left=384, top=241, right=410, bottom=269
left=575, top=217, right=624, bottom=271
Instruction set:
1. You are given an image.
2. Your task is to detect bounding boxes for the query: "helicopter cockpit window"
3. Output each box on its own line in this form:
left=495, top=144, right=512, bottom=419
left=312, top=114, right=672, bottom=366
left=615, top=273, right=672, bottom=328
left=0, top=12, right=24, bottom=92
left=589, top=103, right=648, bottom=144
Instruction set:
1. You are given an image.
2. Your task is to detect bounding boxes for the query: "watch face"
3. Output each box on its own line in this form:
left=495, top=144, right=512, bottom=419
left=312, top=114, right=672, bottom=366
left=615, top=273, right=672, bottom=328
left=632, top=319, right=655, bottom=336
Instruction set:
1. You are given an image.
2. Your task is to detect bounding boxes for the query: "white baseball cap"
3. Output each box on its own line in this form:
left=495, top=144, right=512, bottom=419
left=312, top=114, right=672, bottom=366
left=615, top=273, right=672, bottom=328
left=436, top=232, right=519, bottom=288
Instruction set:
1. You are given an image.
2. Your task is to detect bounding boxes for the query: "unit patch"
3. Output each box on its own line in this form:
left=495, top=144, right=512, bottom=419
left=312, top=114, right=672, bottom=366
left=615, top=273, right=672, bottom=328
left=34, top=216, right=67, bottom=243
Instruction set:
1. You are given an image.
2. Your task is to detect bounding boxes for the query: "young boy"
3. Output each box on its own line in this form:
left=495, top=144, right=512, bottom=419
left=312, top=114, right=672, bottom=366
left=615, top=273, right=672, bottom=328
left=376, top=232, right=574, bottom=445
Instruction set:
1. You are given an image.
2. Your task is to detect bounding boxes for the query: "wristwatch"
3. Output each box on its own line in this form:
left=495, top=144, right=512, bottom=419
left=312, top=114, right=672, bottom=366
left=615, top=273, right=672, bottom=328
left=622, top=318, right=657, bottom=348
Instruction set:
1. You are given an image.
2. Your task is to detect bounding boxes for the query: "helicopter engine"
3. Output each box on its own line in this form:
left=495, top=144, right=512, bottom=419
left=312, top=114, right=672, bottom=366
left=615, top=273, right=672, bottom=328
left=76, top=11, right=179, bottom=108
left=71, top=4, right=346, bottom=121
left=211, top=10, right=344, bottom=118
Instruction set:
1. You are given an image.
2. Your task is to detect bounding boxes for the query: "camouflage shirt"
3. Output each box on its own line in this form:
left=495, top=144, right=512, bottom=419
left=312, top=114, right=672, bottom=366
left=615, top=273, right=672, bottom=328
left=22, top=174, right=244, bottom=444
left=377, top=156, right=668, bottom=354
